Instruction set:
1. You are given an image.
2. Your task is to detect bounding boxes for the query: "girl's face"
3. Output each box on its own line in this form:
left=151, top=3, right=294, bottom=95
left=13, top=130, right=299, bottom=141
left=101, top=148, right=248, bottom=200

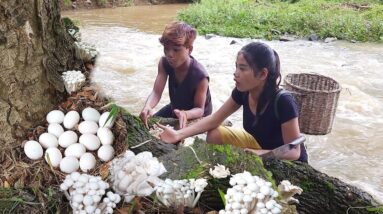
left=234, top=53, right=264, bottom=92
left=164, top=44, right=190, bottom=69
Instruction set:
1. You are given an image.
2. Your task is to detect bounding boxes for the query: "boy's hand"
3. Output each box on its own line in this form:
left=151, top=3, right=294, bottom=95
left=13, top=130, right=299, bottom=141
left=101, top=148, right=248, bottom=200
left=174, top=109, right=188, bottom=129
left=139, top=107, right=154, bottom=129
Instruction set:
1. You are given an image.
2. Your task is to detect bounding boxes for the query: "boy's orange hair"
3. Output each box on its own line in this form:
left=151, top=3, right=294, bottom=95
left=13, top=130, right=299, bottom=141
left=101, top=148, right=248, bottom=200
left=159, top=21, right=197, bottom=48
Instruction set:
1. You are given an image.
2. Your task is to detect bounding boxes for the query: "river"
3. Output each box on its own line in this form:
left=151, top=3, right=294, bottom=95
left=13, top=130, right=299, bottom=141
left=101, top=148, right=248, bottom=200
left=63, top=4, right=383, bottom=203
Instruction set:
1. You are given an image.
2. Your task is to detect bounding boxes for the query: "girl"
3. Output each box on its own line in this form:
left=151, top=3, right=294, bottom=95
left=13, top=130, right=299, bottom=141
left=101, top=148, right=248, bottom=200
left=158, top=42, right=308, bottom=162
left=140, top=21, right=212, bottom=129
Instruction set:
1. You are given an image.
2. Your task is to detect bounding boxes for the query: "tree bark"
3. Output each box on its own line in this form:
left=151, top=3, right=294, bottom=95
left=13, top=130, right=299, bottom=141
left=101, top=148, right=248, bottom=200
left=124, top=113, right=379, bottom=213
left=0, top=0, right=78, bottom=148
left=263, top=158, right=378, bottom=214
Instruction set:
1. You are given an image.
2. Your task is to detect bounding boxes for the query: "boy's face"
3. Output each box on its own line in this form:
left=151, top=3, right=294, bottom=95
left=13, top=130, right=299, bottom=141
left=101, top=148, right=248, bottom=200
left=164, top=44, right=191, bottom=69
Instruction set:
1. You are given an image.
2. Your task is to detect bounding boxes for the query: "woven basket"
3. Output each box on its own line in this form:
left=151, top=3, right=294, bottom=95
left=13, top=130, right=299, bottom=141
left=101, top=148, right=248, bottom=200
left=284, top=73, right=341, bottom=135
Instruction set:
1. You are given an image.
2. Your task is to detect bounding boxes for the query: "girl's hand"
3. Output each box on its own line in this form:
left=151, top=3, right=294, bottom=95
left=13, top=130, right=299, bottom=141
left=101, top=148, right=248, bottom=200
left=174, top=109, right=188, bottom=129
left=140, top=107, right=154, bottom=129
left=157, top=123, right=180, bottom=144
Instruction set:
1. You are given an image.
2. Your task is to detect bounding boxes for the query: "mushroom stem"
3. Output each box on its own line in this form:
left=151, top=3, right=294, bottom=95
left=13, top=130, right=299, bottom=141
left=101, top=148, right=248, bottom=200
left=192, top=191, right=202, bottom=207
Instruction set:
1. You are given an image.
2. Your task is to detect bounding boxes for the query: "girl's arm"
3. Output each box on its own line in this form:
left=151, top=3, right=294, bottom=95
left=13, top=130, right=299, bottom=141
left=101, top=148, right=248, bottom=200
left=140, top=58, right=167, bottom=127
left=280, top=117, right=301, bottom=160
left=245, top=117, right=301, bottom=160
left=159, top=97, right=240, bottom=144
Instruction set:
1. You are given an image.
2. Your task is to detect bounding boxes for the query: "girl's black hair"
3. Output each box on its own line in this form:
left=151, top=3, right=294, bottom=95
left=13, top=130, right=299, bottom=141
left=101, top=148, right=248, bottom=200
left=239, top=42, right=281, bottom=117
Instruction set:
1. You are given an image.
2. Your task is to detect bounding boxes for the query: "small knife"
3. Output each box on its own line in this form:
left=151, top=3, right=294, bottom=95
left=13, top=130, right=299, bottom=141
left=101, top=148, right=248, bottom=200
left=260, top=135, right=306, bottom=159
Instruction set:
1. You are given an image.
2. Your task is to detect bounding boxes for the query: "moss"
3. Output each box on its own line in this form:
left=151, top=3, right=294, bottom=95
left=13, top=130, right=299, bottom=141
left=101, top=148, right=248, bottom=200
left=325, top=181, right=335, bottom=193
left=182, top=164, right=206, bottom=179
left=366, top=206, right=383, bottom=213
left=299, top=180, right=316, bottom=192
left=209, top=144, right=236, bottom=165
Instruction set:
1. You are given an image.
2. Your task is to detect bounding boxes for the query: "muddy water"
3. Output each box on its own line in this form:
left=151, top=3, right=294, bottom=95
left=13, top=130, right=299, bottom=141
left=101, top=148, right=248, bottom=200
left=63, top=5, right=383, bottom=203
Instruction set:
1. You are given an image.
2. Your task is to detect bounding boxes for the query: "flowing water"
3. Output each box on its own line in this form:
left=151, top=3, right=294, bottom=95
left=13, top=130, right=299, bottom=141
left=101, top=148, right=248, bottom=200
left=63, top=5, right=383, bottom=203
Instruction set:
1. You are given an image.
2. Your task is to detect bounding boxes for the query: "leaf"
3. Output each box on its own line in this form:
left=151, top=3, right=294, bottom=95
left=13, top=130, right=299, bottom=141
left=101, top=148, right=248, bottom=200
left=218, top=188, right=226, bottom=206
left=103, top=103, right=119, bottom=127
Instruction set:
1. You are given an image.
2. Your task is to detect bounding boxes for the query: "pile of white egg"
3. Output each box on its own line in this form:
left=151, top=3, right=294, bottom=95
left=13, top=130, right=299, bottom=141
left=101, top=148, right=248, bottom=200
left=60, top=172, right=121, bottom=214
left=219, top=171, right=282, bottom=214
left=74, top=41, right=99, bottom=62
left=109, top=151, right=167, bottom=202
left=23, top=107, right=116, bottom=174
left=155, top=178, right=208, bottom=208
left=62, top=70, right=86, bottom=94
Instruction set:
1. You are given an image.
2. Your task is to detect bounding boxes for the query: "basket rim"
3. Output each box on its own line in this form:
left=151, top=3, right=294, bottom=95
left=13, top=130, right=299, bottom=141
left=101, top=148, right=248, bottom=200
left=284, top=73, right=342, bottom=94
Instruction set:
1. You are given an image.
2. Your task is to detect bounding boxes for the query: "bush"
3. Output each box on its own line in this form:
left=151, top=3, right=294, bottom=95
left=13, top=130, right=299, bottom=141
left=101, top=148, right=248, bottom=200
left=178, top=0, right=383, bottom=42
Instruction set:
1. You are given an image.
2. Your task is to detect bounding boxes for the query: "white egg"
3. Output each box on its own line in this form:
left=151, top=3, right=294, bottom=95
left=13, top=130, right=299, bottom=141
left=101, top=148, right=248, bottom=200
left=79, top=153, right=96, bottom=172
left=78, top=121, right=98, bottom=134
left=97, top=145, right=115, bottom=162
left=65, top=143, right=86, bottom=158
left=97, top=127, right=114, bottom=145
left=46, top=110, right=65, bottom=124
left=58, top=130, right=78, bottom=148
left=63, top=111, right=80, bottom=129
left=60, top=156, right=79, bottom=173
left=38, top=133, right=58, bottom=149
left=82, top=107, right=101, bottom=122
left=47, top=123, right=64, bottom=138
left=44, top=147, right=62, bottom=168
left=98, top=111, right=115, bottom=128
left=24, top=140, right=43, bottom=160
left=79, top=134, right=101, bottom=151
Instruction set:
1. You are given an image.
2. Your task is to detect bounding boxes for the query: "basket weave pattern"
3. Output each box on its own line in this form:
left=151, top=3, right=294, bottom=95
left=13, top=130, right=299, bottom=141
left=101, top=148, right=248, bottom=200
left=284, top=73, right=341, bottom=135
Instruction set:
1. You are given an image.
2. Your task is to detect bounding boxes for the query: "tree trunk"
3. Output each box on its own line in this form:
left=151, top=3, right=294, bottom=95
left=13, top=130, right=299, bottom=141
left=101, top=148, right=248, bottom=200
left=124, top=113, right=379, bottom=213
left=263, top=158, right=378, bottom=214
left=0, top=0, right=77, bottom=149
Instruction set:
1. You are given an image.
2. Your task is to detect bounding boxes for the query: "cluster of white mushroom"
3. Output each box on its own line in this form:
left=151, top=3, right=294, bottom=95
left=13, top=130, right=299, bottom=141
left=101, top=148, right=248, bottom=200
left=219, top=171, right=282, bottom=214
left=209, top=164, right=231, bottom=179
left=62, top=70, right=86, bottom=94
left=60, top=172, right=121, bottom=214
left=109, top=151, right=166, bottom=202
left=277, top=180, right=303, bottom=204
left=156, top=178, right=208, bottom=208
left=74, top=41, right=99, bottom=62
left=23, top=107, right=116, bottom=173
left=68, top=29, right=82, bottom=41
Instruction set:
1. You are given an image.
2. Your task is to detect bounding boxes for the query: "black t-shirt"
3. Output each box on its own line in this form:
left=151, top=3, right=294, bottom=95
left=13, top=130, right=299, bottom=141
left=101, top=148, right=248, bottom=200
left=162, top=56, right=212, bottom=117
left=231, top=88, right=308, bottom=162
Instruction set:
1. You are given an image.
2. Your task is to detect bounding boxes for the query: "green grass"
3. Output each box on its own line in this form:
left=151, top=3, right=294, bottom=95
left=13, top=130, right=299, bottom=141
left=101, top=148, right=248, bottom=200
left=177, top=0, right=383, bottom=42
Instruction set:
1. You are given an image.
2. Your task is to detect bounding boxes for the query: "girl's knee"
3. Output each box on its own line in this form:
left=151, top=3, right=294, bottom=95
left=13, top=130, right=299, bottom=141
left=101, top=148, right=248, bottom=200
left=206, top=129, right=222, bottom=144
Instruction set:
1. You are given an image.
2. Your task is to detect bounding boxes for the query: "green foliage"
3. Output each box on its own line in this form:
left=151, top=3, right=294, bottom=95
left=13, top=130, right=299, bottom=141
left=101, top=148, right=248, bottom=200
left=95, top=0, right=108, bottom=6
left=218, top=188, right=226, bottom=206
left=366, top=206, right=383, bottom=213
left=63, top=0, right=71, bottom=6
left=62, top=17, right=79, bottom=32
left=123, top=0, right=134, bottom=6
left=178, top=0, right=383, bottom=42
left=103, top=103, right=120, bottom=127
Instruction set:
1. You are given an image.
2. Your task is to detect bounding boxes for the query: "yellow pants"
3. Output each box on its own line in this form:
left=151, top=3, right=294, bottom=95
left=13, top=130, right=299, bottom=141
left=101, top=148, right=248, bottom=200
left=217, top=126, right=261, bottom=149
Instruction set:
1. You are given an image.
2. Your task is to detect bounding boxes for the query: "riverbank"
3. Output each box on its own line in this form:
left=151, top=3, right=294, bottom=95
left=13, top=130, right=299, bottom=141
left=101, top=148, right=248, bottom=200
left=60, top=0, right=190, bottom=10
left=178, top=0, right=383, bottom=42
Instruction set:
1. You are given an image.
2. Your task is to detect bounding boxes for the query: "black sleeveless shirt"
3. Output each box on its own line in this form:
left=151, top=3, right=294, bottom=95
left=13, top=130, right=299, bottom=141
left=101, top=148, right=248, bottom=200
left=162, top=56, right=212, bottom=116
